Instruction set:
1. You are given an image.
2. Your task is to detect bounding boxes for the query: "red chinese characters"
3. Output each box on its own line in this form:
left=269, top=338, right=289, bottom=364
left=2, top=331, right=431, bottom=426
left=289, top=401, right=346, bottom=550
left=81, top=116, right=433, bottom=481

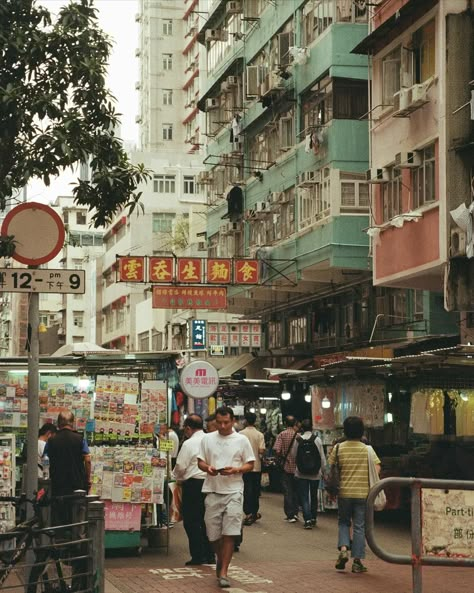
left=177, top=258, right=202, bottom=283
left=234, top=259, right=259, bottom=284
left=149, top=257, right=174, bottom=283
left=118, top=257, right=145, bottom=282
left=152, top=287, right=227, bottom=310
left=207, top=258, right=232, bottom=284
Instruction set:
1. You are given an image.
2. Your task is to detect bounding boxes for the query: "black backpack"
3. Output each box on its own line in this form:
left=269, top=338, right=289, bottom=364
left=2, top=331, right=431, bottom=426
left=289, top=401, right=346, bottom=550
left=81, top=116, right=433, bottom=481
left=296, top=433, right=321, bottom=475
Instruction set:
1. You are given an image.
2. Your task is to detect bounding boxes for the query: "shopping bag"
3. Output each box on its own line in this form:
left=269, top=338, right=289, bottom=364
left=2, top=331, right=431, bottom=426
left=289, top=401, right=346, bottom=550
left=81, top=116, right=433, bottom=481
left=260, top=472, right=270, bottom=489
left=367, top=445, right=386, bottom=511
left=168, top=481, right=183, bottom=523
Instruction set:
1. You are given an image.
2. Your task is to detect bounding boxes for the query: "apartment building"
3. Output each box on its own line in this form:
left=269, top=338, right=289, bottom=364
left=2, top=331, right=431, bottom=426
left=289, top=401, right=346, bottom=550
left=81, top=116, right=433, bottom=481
left=196, top=0, right=458, bottom=368
left=353, top=0, right=473, bottom=341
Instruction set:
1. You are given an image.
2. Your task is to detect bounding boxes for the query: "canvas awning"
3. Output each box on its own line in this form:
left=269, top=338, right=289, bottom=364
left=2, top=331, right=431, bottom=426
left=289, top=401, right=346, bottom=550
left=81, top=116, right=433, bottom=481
left=218, top=353, right=255, bottom=379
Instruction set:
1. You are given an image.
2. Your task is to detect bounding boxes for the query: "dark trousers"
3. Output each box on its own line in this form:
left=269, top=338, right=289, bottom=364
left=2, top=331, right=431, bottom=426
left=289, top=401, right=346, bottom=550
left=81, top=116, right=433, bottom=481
left=281, top=472, right=299, bottom=519
left=296, top=478, right=319, bottom=522
left=243, top=472, right=261, bottom=516
left=182, top=478, right=212, bottom=562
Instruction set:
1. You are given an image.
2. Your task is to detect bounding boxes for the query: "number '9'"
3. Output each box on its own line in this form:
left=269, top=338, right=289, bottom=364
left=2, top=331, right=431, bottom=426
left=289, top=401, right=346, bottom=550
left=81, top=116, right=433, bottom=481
left=70, top=274, right=81, bottom=290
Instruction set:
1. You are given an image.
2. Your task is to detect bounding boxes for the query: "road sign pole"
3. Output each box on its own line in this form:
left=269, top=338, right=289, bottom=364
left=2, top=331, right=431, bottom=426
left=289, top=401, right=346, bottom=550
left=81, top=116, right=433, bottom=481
left=26, top=287, right=39, bottom=510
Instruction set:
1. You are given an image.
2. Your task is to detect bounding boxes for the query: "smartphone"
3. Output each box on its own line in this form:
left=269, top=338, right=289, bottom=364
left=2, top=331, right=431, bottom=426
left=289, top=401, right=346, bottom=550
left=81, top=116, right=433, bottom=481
left=216, top=468, right=226, bottom=473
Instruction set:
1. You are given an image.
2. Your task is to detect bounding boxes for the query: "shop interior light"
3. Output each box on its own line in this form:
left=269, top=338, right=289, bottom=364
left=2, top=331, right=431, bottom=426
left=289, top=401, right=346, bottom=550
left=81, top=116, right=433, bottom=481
left=321, top=396, right=331, bottom=409
left=460, top=392, right=469, bottom=402
left=304, top=393, right=312, bottom=403
left=260, top=397, right=279, bottom=401
left=385, top=412, right=393, bottom=423
left=260, top=407, right=267, bottom=415
left=388, top=392, right=393, bottom=402
left=249, top=407, right=256, bottom=413
left=6, top=368, right=79, bottom=374
left=78, top=375, right=90, bottom=390
left=281, top=384, right=291, bottom=401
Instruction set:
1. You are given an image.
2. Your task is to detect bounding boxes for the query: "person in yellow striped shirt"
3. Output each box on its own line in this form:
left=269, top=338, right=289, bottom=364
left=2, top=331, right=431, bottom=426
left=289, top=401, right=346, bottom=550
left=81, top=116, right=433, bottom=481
left=328, top=416, right=380, bottom=574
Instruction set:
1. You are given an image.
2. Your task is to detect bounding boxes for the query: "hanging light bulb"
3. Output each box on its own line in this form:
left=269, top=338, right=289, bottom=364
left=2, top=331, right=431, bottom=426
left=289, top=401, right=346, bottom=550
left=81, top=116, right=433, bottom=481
left=304, top=392, right=312, bottom=403
left=281, top=384, right=291, bottom=400
left=321, top=396, right=331, bottom=409
left=249, top=406, right=256, bottom=413
left=260, top=407, right=267, bottom=415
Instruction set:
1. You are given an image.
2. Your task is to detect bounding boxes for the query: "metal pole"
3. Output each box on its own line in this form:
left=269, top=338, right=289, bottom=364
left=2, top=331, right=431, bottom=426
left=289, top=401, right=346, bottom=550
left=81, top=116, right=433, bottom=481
left=411, top=481, right=423, bottom=593
left=88, top=499, right=105, bottom=593
left=25, top=287, right=39, bottom=586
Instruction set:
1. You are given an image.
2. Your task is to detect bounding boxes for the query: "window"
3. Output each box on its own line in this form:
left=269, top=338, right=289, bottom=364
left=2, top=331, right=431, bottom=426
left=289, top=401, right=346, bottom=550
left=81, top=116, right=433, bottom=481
left=63, top=211, right=69, bottom=224
left=288, top=316, right=307, bottom=345
left=382, top=47, right=401, bottom=105
left=162, top=89, right=173, bottom=106
left=153, top=174, right=176, bottom=193
left=340, top=172, right=370, bottom=210
left=279, top=114, right=294, bottom=151
left=138, top=331, right=149, bottom=352
left=105, top=311, right=113, bottom=333
left=382, top=168, right=402, bottom=222
left=76, top=211, right=87, bottom=225
left=183, top=176, right=195, bottom=194
left=153, top=213, right=174, bottom=233
left=333, top=78, right=368, bottom=120
left=162, top=123, right=173, bottom=141
left=412, top=144, right=435, bottom=208
left=414, top=290, right=424, bottom=320
left=116, top=307, right=125, bottom=329
left=151, top=330, right=163, bottom=351
left=413, top=20, right=435, bottom=83
left=268, top=321, right=282, bottom=349
left=39, top=314, right=49, bottom=327
left=162, top=53, right=172, bottom=70
left=73, top=312, right=84, bottom=328
left=72, top=258, right=82, bottom=270
left=162, top=19, right=173, bottom=36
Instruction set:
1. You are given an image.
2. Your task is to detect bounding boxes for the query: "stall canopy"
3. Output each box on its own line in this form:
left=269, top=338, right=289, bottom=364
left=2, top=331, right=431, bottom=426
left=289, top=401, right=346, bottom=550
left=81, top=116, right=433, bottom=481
left=52, top=342, right=119, bottom=356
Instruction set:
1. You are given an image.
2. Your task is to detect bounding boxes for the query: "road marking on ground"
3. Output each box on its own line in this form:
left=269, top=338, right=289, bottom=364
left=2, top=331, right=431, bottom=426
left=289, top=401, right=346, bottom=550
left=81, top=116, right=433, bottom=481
left=147, top=565, right=273, bottom=584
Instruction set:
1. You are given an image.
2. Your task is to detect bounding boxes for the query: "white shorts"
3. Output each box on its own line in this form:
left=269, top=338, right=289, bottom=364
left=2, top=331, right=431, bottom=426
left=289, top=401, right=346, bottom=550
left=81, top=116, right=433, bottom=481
left=204, top=492, right=243, bottom=542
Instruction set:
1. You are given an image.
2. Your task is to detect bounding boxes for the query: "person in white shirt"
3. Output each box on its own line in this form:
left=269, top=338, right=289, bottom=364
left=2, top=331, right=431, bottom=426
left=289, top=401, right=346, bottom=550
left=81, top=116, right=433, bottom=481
left=173, top=415, right=213, bottom=566
left=239, top=412, right=265, bottom=525
left=37, top=423, right=57, bottom=478
left=168, top=426, right=180, bottom=469
left=198, top=406, right=255, bottom=589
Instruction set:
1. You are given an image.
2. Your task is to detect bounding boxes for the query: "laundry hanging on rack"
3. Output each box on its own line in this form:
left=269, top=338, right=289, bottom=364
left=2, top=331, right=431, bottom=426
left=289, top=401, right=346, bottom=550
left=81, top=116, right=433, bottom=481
left=230, top=114, right=242, bottom=143
left=304, top=134, right=312, bottom=153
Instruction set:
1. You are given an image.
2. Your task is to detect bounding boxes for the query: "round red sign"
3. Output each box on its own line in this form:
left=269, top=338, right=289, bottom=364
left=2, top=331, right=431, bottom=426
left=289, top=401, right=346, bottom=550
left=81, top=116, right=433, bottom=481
left=1, top=202, right=65, bottom=266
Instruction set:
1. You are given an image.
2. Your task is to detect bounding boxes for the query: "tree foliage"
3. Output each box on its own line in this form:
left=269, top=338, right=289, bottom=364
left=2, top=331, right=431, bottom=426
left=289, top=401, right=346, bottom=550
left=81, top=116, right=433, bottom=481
left=0, top=0, right=150, bottom=227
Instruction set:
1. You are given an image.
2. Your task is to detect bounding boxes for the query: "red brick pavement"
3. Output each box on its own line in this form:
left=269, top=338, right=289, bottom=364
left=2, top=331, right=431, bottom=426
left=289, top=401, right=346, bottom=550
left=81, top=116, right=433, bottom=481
left=106, top=559, right=473, bottom=593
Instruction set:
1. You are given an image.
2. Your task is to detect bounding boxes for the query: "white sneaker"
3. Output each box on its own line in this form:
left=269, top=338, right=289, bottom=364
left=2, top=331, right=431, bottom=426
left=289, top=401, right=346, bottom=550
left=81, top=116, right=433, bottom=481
left=287, top=517, right=297, bottom=523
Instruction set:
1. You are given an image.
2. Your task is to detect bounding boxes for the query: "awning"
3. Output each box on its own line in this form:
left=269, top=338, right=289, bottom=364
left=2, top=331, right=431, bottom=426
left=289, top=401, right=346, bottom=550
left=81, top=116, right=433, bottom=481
left=218, top=352, right=255, bottom=379
left=352, top=0, right=438, bottom=55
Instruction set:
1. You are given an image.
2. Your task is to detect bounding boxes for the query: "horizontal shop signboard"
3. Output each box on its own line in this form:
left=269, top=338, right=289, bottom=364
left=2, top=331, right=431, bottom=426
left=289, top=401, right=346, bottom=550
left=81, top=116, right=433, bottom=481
left=152, top=286, right=227, bottom=310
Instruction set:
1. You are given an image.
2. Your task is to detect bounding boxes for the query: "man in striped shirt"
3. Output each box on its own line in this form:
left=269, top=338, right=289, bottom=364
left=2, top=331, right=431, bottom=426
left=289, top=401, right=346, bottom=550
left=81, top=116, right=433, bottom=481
left=274, top=416, right=299, bottom=522
left=328, top=416, right=380, bottom=574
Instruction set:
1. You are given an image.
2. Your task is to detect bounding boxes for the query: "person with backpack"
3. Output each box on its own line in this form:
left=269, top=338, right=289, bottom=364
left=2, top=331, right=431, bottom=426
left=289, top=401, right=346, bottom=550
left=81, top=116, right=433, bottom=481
left=294, top=419, right=326, bottom=530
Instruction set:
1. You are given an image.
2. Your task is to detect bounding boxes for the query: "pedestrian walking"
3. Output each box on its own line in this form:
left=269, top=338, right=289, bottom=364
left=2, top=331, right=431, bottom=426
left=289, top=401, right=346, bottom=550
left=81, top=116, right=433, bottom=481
left=37, top=423, right=57, bottom=478
left=240, top=411, right=265, bottom=525
left=328, top=416, right=380, bottom=574
left=172, top=414, right=214, bottom=566
left=198, top=406, right=255, bottom=588
left=274, top=415, right=299, bottom=522
left=294, top=419, right=326, bottom=529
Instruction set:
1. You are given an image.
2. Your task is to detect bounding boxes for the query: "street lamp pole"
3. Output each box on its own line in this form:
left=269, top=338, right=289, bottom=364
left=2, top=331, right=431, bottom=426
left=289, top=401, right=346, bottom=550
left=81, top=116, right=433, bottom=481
left=26, top=286, right=39, bottom=510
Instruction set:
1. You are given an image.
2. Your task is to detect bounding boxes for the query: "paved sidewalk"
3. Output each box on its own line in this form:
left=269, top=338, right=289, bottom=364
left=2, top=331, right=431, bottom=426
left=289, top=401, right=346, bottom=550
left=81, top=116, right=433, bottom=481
left=104, top=491, right=472, bottom=593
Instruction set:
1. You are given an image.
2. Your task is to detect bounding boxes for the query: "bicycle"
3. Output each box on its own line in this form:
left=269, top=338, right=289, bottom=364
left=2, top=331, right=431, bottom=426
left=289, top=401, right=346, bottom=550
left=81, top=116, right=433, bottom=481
left=0, top=490, right=91, bottom=593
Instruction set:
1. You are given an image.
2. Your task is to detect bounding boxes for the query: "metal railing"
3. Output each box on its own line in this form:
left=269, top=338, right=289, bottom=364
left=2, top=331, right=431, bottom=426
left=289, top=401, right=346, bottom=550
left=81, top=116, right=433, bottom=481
left=366, top=477, right=474, bottom=593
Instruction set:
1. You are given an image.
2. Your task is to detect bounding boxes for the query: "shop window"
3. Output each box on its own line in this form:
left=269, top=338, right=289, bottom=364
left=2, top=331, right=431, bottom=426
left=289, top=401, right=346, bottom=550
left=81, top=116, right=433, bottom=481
left=163, top=89, right=173, bottom=106
left=162, top=19, right=173, bottom=36
left=153, top=213, right=174, bottom=233
left=183, top=176, right=196, bottom=194
left=162, top=53, right=173, bottom=71
left=153, top=175, right=176, bottom=193
left=162, top=123, right=173, bottom=141
left=382, top=168, right=402, bottom=222
left=412, top=144, right=436, bottom=208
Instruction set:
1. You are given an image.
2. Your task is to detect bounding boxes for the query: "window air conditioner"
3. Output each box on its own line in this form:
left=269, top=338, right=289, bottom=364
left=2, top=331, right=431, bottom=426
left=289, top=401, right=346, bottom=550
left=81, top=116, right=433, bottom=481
left=270, top=192, right=283, bottom=204
left=395, top=151, right=421, bottom=169
left=227, top=76, right=238, bottom=87
left=365, top=168, right=389, bottom=183
left=255, top=201, right=268, bottom=212
left=450, top=229, right=466, bottom=258
left=206, top=98, right=219, bottom=110
left=228, top=222, right=243, bottom=233
left=411, top=81, right=429, bottom=105
left=226, top=1, right=242, bottom=14
left=205, top=29, right=229, bottom=42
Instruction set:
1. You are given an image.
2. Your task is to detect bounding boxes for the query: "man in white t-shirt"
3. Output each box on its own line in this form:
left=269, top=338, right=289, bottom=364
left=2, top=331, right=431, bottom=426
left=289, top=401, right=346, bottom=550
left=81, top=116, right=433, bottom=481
left=198, top=406, right=255, bottom=589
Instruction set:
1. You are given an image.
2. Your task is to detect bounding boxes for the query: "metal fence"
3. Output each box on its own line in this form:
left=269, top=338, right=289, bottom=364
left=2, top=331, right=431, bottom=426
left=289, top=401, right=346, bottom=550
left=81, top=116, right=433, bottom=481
left=0, top=494, right=104, bottom=593
left=366, top=477, right=474, bottom=593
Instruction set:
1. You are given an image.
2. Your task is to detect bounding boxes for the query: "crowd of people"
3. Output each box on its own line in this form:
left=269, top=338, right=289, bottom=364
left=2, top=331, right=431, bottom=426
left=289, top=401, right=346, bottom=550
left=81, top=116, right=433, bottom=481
left=37, top=408, right=380, bottom=589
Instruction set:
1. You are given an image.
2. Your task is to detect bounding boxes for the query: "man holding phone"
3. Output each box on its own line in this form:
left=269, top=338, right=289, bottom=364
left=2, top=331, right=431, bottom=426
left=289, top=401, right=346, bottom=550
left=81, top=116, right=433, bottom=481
left=198, top=406, right=255, bottom=588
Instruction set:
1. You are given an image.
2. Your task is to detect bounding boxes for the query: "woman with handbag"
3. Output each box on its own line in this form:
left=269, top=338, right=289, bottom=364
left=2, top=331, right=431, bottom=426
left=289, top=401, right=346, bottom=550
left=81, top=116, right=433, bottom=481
left=328, top=416, right=380, bottom=574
